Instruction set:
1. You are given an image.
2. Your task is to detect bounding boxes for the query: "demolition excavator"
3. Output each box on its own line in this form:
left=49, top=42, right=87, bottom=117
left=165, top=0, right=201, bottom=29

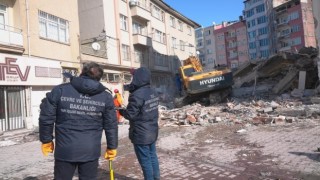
left=174, top=56, right=233, bottom=107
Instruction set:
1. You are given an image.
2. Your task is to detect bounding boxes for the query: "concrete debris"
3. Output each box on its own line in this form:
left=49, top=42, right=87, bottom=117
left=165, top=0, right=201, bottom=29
left=159, top=47, right=320, bottom=128
left=233, top=47, right=319, bottom=98
left=159, top=92, right=320, bottom=127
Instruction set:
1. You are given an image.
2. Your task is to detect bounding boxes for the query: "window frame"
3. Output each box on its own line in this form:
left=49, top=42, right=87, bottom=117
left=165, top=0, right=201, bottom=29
left=38, top=10, right=69, bottom=43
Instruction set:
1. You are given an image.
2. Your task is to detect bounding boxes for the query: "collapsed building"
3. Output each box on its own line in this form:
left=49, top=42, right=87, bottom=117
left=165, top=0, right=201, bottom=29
left=159, top=47, right=320, bottom=127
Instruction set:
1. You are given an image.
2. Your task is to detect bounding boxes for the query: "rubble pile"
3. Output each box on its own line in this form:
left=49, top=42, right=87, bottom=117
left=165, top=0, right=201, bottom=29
left=232, top=47, right=319, bottom=97
left=159, top=95, right=320, bottom=127
left=160, top=47, right=320, bottom=128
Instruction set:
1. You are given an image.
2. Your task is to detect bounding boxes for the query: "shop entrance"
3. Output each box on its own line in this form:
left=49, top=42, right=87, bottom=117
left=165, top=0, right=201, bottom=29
left=0, top=86, right=26, bottom=131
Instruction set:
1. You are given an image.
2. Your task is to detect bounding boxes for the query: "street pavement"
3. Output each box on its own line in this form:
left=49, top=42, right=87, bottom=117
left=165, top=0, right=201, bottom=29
left=0, top=120, right=320, bottom=180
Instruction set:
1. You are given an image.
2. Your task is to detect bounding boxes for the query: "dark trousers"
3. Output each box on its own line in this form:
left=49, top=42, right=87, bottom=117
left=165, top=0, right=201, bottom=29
left=54, top=159, right=98, bottom=180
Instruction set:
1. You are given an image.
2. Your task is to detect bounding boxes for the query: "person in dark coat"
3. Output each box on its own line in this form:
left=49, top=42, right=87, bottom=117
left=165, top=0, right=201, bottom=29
left=175, top=73, right=183, bottom=96
left=39, top=62, right=118, bottom=180
left=119, top=67, right=160, bottom=180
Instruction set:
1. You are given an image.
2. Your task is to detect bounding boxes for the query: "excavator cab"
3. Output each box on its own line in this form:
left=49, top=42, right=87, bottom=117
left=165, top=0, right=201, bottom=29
left=175, top=56, right=233, bottom=107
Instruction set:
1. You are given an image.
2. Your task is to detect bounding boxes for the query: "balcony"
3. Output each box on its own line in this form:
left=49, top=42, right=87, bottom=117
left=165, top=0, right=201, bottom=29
left=132, top=33, right=152, bottom=46
left=0, top=24, right=24, bottom=54
left=129, top=0, right=151, bottom=21
left=276, top=19, right=289, bottom=28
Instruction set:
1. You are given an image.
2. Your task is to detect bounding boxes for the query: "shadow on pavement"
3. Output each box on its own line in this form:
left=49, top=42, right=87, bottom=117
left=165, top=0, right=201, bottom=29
left=23, top=177, right=39, bottom=180
left=289, top=151, right=320, bottom=162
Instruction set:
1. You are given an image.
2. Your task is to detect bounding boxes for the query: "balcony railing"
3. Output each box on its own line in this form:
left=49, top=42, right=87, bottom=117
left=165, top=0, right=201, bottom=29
left=0, top=24, right=23, bottom=47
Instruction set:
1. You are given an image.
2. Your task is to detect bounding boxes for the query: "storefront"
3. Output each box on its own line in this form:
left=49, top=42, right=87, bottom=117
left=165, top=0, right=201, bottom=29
left=0, top=53, right=63, bottom=132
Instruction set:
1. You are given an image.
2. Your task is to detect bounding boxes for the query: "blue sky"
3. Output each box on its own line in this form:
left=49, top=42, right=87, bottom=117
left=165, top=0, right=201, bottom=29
left=164, top=1, right=245, bottom=27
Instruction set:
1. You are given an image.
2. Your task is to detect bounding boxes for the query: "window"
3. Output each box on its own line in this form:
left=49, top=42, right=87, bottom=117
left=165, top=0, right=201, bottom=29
left=248, top=30, right=256, bottom=38
left=259, top=38, right=269, bottom=46
left=121, top=44, right=130, bottom=61
left=154, top=52, right=168, bottom=67
left=207, top=49, right=213, bottom=54
left=207, top=58, right=213, bottom=63
left=0, top=4, right=6, bottom=29
left=187, top=26, right=192, bottom=35
left=123, top=74, right=132, bottom=83
left=152, top=5, right=164, bottom=21
left=104, top=73, right=121, bottom=83
left=132, top=22, right=141, bottom=34
left=180, top=40, right=185, bottom=51
left=291, top=24, right=300, bottom=33
left=249, top=42, right=256, bottom=49
left=172, top=37, right=177, bottom=48
left=38, top=10, right=69, bottom=43
left=120, top=14, right=128, bottom=31
left=290, top=11, right=299, bottom=20
left=170, top=16, right=175, bottom=28
left=206, top=39, right=211, bottom=45
left=246, top=8, right=254, bottom=18
left=256, top=4, right=265, bottom=13
left=260, top=50, right=269, bottom=58
left=154, top=29, right=165, bottom=43
left=250, top=53, right=257, bottom=59
left=63, top=68, right=78, bottom=83
left=257, top=15, right=267, bottom=24
left=134, top=49, right=144, bottom=63
left=189, top=43, right=193, bottom=53
left=258, top=27, right=268, bottom=35
left=178, top=21, right=183, bottom=31
left=196, top=29, right=203, bottom=38
left=292, top=37, right=301, bottom=45
left=197, top=39, right=202, bottom=47
left=205, top=30, right=211, bottom=36
left=252, top=19, right=256, bottom=27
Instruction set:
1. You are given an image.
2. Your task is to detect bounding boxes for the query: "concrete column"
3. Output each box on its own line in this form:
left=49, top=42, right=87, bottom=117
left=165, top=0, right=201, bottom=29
left=298, top=71, right=306, bottom=90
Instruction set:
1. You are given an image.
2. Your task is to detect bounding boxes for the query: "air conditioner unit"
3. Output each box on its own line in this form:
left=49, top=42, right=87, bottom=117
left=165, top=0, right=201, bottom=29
left=129, top=0, right=138, bottom=6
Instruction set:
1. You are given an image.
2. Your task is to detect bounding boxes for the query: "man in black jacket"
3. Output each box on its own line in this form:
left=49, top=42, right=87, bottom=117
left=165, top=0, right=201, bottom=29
left=39, top=62, right=118, bottom=180
left=119, top=67, right=160, bottom=180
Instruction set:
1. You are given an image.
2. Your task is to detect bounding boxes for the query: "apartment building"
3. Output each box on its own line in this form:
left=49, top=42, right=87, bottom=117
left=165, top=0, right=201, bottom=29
left=0, top=0, right=80, bottom=132
left=78, top=0, right=200, bottom=100
left=274, top=0, right=316, bottom=53
left=312, top=0, right=320, bottom=79
left=195, top=28, right=204, bottom=63
left=244, top=0, right=276, bottom=60
left=195, top=25, right=217, bottom=69
left=214, top=20, right=250, bottom=69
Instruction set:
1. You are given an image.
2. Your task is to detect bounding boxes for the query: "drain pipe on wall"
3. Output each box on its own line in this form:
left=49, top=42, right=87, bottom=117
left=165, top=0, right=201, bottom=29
left=25, top=0, right=33, bottom=127
left=25, top=0, right=30, bottom=57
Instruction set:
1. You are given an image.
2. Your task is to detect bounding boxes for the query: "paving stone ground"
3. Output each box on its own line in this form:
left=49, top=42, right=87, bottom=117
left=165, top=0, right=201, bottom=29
left=0, top=121, right=320, bottom=179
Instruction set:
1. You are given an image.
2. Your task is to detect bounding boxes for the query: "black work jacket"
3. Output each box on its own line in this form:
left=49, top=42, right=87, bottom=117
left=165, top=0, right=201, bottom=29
left=39, top=76, right=118, bottom=162
left=120, top=67, right=159, bottom=145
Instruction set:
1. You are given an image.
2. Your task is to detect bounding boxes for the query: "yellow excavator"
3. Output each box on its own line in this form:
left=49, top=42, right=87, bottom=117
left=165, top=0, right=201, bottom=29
left=175, top=56, right=233, bottom=107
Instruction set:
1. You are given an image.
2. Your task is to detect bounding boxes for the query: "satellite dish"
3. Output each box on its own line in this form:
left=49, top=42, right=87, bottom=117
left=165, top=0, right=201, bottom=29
left=91, top=42, right=101, bottom=51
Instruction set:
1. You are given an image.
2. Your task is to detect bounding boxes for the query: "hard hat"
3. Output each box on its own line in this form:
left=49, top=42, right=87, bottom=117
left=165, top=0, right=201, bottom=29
left=114, top=89, right=119, bottom=93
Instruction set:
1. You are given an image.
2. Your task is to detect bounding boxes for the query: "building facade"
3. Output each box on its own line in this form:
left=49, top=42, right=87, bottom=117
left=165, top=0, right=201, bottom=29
left=78, top=0, right=200, bottom=102
left=195, top=25, right=217, bottom=69
left=244, top=0, right=276, bottom=60
left=214, top=20, right=250, bottom=70
left=274, top=0, right=316, bottom=53
left=0, top=0, right=80, bottom=132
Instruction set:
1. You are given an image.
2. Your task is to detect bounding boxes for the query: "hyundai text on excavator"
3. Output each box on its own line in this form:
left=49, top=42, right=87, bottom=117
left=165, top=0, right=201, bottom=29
left=174, top=56, right=233, bottom=107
